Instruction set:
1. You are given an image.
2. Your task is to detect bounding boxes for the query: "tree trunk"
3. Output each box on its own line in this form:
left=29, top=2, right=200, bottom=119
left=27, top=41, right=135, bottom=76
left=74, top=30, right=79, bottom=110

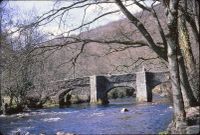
left=167, top=38, right=186, bottom=121
left=0, top=2, right=2, bottom=109
left=178, top=0, right=199, bottom=106
left=179, top=0, right=196, bottom=73
left=177, top=49, right=197, bottom=107
left=165, top=0, right=185, bottom=121
left=184, top=13, right=199, bottom=45
left=191, top=0, right=199, bottom=103
left=188, top=0, right=199, bottom=47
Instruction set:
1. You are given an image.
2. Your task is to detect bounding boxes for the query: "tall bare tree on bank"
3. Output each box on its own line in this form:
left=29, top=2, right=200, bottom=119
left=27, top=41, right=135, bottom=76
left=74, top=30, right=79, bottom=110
left=163, top=0, right=186, bottom=120
left=178, top=0, right=199, bottom=107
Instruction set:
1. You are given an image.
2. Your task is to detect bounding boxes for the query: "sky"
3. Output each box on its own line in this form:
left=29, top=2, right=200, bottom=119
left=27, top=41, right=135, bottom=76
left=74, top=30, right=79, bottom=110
left=6, top=1, right=150, bottom=37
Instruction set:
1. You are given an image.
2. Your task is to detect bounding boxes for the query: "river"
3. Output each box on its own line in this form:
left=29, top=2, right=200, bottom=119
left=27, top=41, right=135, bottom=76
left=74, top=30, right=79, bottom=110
left=0, top=97, right=173, bottom=135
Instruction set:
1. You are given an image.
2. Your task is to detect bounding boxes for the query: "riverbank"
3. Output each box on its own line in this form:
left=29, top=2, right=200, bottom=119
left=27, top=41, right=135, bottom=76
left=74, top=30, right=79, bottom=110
left=166, top=106, right=200, bottom=134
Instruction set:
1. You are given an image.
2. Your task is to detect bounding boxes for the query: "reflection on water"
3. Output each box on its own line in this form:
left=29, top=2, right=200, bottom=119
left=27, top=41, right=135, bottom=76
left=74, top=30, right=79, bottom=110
left=0, top=97, right=173, bottom=135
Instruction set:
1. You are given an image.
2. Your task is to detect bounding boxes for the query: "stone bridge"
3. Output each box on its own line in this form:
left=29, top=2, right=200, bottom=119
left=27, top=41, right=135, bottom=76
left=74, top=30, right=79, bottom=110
left=46, top=68, right=170, bottom=106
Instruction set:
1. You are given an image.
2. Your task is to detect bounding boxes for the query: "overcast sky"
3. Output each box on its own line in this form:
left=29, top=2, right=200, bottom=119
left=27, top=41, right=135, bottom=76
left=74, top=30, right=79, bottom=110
left=7, top=1, right=149, bottom=37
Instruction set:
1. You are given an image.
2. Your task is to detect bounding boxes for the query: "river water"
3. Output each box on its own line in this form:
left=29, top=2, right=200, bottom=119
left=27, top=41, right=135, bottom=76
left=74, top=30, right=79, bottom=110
left=0, top=97, right=173, bottom=135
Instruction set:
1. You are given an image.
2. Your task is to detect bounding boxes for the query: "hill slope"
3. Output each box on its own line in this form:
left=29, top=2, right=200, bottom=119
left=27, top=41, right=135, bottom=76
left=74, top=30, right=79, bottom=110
left=35, top=4, right=198, bottom=83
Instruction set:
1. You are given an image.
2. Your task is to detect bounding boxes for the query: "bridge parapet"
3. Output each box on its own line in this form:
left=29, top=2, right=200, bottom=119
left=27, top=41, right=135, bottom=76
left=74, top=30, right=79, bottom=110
left=105, top=74, right=136, bottom=90
left=105, top=74, right=136, bottom=83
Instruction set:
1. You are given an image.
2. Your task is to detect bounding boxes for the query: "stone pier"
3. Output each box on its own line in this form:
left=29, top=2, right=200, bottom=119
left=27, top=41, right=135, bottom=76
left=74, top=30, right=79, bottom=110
left=90, top=75, right=97, bottom=103
left=136, top=68, right=152, bottom=102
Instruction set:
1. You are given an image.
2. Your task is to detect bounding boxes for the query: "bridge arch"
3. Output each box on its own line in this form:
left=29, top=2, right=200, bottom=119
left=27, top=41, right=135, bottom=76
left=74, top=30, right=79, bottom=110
left=56, top=87, right=91, bottom=107
left=90, top=74, right=137, bottom=104
left=50, top=77, right=90, bottom=107
left=107, top=86, right=136, bottom=99
left=58, top=89, right=73, bottom=107
left=146, top=72, right=170, bottom=90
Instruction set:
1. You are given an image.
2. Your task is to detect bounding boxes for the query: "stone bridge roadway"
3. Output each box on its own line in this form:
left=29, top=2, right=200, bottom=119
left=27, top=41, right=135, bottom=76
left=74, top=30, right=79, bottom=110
left=44, top=69, right=170, bottom=106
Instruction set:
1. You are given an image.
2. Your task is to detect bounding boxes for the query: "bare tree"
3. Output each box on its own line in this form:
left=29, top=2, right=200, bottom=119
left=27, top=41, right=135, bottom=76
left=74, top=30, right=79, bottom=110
left=1, top=8, right=47, bottom=109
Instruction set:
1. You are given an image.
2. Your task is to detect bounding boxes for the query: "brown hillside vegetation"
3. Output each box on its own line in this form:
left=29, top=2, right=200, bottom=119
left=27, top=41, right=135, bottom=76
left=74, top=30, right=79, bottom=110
left=35, top=4, right=198, bottom=83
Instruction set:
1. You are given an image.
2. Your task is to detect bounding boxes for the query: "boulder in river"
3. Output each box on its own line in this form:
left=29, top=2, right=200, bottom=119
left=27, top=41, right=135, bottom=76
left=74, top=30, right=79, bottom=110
left=121, top=108, right=129, bottom=113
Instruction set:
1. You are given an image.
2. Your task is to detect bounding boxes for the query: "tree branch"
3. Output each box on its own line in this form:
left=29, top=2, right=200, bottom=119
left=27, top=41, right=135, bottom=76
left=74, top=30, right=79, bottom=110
left=115, top=0, right=167, bottom=61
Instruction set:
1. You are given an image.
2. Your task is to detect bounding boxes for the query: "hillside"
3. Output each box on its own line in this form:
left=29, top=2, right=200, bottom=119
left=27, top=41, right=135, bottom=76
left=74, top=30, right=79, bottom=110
left=34, top=4, right=198, bottom=83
